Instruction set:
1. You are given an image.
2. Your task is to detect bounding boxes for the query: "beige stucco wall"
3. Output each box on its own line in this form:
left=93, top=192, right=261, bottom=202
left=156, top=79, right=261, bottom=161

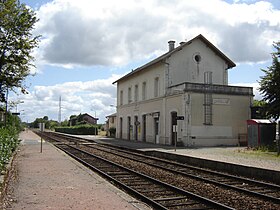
left=117, top=91, right=252, bottom=147
left=187, top=93, right=251, bottom=146
left=115, top=38, right=252, bottom=147
left=168, top=39, right=228, bottom=87
left=117, top=62, right=165, bottom=106
left=117, top=97, right=164, bottom=143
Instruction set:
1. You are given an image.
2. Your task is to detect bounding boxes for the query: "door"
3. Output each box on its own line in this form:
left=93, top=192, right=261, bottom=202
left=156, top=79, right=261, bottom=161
left=171, top=112, right=177, bottom=145
left=154, top=118, right=159, bottom=144
left=127, top=116, right=131, bottom=140
left=119, top=117, right=123, bottom=139
left=134, top=116, right=138, bottom=141
left=142, top=115, right=146, bottom=142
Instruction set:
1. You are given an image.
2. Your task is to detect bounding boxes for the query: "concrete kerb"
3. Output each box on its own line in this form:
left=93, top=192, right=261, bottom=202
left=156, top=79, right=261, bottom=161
left=145, top=150, right=280, bottom=185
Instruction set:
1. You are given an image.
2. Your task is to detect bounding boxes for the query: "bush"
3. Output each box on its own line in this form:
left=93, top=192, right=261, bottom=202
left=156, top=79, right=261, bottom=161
left=0, top=126, right=20, bottom=172
left=55, top=124, right=98, bottom=135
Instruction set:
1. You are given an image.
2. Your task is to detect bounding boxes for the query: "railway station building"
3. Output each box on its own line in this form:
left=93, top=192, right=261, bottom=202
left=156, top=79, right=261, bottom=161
left=113, top=34, right=253, bottom=147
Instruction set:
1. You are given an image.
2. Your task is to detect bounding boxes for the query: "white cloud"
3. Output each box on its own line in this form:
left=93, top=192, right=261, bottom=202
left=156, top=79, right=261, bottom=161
left=12, top=74, right=119, bottom=123
left=231, top=82, right=262, bottom=100
left=16, top=0, right=280, bottom=123
left=32, top=0, right=280, bottom=69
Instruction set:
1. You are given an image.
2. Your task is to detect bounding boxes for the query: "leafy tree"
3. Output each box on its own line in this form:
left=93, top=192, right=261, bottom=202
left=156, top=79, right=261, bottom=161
left=259, top=42, right=280, bottom=119
left=60, top=119, right=69, bottom=127
left=251, top=99, right=268, bottom=119
left=0, top=0, right=40, bottom=102
left=253, top=99, right=267, bottom=107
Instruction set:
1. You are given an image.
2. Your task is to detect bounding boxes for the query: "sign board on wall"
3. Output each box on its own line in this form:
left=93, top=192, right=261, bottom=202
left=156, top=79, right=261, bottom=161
left=213, top=98, right=230, bottom=105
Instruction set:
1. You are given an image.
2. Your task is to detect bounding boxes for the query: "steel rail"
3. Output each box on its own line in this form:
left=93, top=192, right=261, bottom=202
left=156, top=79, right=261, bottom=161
left=37, top=132, right=280, bottom=206
left=56, top=143, right=233, bottom=210
left=85, top=143, right=280, bottom=204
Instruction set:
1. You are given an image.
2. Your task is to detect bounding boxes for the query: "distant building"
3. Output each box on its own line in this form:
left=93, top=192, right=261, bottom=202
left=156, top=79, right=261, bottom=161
left=69, top=113, right=98, bottom=126
left=106, top=113, right=117, bottom=137
left=113, top=34, right=253, bottom=147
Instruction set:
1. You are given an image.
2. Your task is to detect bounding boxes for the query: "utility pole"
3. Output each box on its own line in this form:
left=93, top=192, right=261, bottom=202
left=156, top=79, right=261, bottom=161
left=58, top=96, right=61, bottom=125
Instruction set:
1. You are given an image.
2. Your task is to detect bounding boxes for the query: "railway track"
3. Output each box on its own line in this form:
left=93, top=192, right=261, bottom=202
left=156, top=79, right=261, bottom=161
left=56, top=143, right=232, bottom=210
left=37, top=131, right=280, bottom=209
left=83, top=142, right=280, bottom=204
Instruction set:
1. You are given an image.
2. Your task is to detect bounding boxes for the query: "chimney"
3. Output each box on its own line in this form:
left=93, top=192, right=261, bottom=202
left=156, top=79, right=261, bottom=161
left=168, top=40, right=175, bottom=51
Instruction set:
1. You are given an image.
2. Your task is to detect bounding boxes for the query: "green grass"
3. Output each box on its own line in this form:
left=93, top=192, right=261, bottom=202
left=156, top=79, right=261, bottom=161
left=235, top=146, right=280, bottom=159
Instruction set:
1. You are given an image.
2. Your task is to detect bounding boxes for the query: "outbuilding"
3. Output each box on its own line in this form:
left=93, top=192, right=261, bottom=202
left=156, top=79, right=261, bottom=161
left=247, top=119, right=276, bottom=147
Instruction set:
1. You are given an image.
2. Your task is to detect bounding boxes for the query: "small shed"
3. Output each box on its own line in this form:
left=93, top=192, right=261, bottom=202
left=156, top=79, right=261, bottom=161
left=247, top=119, right=276, bottom=147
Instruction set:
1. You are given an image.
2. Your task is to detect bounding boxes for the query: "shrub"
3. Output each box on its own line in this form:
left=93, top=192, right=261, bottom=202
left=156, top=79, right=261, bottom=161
left=0, top=126, right=20, bottom=172
left=55, top=124, right=98, bottom=135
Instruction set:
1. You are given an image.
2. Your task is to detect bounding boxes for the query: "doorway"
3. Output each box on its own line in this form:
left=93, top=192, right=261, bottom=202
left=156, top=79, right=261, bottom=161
left=142, top=115, right=146, bottom=142
left=154, top=117, right=159, bottom=144
left=134, top=116, right=138, bottom=141
left=127, top=116, right=131, bottom=140
left=171, top=111, right=177, bottom=145
left=119, top=117, right=123, bottom=139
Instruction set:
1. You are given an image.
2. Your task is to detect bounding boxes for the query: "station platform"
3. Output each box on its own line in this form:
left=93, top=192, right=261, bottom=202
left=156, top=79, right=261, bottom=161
left=1, top=130, right=150, bottom=210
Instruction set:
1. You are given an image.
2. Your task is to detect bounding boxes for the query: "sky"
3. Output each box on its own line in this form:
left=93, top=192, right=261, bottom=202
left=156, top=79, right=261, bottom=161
left=9, top=0, right=280, bottom=123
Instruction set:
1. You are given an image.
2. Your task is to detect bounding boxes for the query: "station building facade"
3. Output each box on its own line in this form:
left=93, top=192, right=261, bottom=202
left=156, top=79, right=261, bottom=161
left=113, top=34, right=253, bottom=147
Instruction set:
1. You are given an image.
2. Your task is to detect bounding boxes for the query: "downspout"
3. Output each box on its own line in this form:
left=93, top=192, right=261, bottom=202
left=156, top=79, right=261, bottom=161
left=163, top=59, right=170, bottom=144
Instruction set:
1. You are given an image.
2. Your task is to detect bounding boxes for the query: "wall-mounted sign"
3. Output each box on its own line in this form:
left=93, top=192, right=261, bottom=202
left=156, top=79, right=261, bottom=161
left=213, top=98, right=230, bottom=105
left=176, top=116, right=185, bottom=120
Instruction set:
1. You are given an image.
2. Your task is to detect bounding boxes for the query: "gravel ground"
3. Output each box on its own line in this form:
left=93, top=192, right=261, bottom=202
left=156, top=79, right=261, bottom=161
left=0, top=130, right=150, bottom=210
left=161, top=147, right=280, bottom=171
left=77, top=144, right=280, bottom=210
left=91, top=137, right=280, bottom=172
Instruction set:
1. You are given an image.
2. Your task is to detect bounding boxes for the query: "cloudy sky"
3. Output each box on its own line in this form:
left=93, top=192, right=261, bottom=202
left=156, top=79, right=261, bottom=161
left=10, top=0, right=280, bottom=123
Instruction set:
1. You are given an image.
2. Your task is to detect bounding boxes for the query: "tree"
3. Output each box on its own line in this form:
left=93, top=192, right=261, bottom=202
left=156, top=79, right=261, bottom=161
left=0, top=0, right=40, bottom=102
left=251, top=99, right=268, bottom=119
left=259, top=42, right=280, bottom=119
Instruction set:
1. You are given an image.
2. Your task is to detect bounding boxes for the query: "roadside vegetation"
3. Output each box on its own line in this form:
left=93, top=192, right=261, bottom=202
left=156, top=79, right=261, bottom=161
left=55, top=124, right=100, bottom=135
left=235, top=145, right=280, bottom=158
left=0, top=111, right=22, bottom=173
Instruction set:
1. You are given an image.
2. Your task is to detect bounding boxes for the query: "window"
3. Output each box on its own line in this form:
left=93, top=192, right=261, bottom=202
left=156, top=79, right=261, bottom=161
left=142, top=82, right=147, bottom=100
left=204, top=71, right=212, bottom=84
left=134, top=84, right=139, bottom=102
left=128, top=87, right=132, bottom=103
left=154, top=77, right=159, bottom=97
left=120, top=90, right=123, bottom=105
left=194, top=54, right=201, bottom=63
left=193, top=53, right=202, bottom=63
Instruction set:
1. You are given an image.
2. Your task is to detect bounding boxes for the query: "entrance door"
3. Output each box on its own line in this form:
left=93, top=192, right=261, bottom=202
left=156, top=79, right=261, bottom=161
left=119, top=117, right=123, bottom=139
left=134, top=116, right=138, bottom=141
left=171, top=112, right=177, bottom=145
left=127, top=116, right=131, bottom=140
left=154, top=118, right=159, bottom=144
left=142, top=115, right=146, bottom=142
